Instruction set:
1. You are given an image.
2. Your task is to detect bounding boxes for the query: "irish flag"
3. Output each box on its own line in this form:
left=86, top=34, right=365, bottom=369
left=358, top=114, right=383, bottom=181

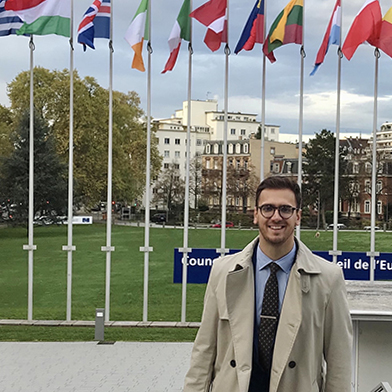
left=124, top=0, right=149, bottom=72
left=262, top=0, right=303, bottom=63
left=5, top=0, right=70, bottom=37
left=162, top=0, right=191, bottom=74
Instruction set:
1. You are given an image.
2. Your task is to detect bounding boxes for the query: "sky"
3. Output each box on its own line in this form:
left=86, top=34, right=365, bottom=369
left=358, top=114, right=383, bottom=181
left=1, top=0, right=392, bottom=141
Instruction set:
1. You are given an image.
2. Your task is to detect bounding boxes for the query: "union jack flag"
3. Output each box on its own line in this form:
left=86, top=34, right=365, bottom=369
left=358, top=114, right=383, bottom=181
left=77, top=0, right=110, bottom=51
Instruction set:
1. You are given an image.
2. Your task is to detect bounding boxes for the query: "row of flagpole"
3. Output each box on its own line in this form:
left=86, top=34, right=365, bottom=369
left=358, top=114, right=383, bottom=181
left=17, top=0, right=390, bottom=321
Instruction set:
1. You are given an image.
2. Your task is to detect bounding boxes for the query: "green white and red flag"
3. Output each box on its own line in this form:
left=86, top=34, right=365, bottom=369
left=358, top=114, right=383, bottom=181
left=162, top=0, right=191, bottom=74
left=5, top=0, right=70, bottom=37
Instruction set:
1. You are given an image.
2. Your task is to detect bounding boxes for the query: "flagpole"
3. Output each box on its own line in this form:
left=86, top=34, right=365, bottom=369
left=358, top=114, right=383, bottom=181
left=24, top=35, right=36, bottom=321
left=368, top=48, right=380, bottom=282
left=63, top=0, right=75, bottom=322
left=180, top=0, right=193, bottom=324
left=218, top=3, right=229, bottom=257
left=330, top=2, right=343, bottom=265
left=141, top=0, right=153, bottom=322
left=295, top=1, right=305, bottom=240
left=102, top=0, right=115, bottom=322
left=260, top=0, right=267, bottom=181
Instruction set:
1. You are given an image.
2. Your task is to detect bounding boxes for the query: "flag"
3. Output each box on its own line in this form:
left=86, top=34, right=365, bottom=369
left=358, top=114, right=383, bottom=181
left=190, top=0, right=227, bottom=52
left=310, top=0, right=341, bottom=75
left=5, top=0, right=70, bottom=37
left=377, top=6, right=392, bottom=58
left=234, top=0, right=264, bottom=54
left=162, top=0, right=191, bottom=74
left=262, top=0, right=303, bottom=63
left=0, top=0, right=24, bottom=36
left=341, top=0, right=382, bottom=61
left=77, top=0, right=111, bottom=51
left=124, top=0, right=149, bottom=72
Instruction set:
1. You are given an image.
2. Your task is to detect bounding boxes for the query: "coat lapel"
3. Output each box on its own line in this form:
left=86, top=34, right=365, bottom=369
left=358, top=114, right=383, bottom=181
left=226, top=239, right=257, bottom=392
left=269, top=240, right=322, bottom=392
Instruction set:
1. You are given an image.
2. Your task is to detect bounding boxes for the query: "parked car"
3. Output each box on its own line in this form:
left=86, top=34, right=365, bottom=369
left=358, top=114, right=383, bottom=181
left=328, top=223, right=346, bottom=230
left=151, top=213, right=166, bottom=223
left=364, top=226, right=380, bottom=231
left=211, top=221, right=234, bottom=228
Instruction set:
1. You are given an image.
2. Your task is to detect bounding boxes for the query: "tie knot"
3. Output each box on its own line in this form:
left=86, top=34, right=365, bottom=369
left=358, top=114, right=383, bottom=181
left=269, top=262, right=280, bottom=274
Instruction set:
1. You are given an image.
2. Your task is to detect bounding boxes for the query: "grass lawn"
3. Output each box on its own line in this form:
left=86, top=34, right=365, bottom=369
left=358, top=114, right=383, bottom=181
left=0, top=224, right=390, bottom=341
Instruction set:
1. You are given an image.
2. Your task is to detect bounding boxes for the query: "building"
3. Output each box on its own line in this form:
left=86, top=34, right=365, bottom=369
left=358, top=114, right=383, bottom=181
left=201, top=139, right=255, bottom=212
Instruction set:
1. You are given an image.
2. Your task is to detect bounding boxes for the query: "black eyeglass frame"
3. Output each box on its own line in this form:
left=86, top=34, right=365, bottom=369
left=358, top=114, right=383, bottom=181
left=257, top=204, right=299, bottom=219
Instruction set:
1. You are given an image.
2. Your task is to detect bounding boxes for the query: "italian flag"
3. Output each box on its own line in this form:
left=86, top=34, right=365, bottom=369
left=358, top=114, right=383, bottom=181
left=5, top=0, right=71, bottom=37
left=124, top=0, right=149, bottom=72
left=162, top=0, right=191, bottom=74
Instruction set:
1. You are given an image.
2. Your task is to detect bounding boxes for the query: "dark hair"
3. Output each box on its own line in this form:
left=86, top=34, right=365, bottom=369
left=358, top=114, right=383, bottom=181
left=255, top=176, right=302, bottom=208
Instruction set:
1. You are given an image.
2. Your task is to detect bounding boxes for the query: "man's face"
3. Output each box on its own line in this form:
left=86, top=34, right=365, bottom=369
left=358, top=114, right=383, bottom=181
left=253, top=188, right=301, bottom=249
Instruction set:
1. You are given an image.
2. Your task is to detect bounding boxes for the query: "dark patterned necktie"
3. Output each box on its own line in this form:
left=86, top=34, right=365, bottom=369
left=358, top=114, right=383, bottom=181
left=258, top=262, right=280, bottom=371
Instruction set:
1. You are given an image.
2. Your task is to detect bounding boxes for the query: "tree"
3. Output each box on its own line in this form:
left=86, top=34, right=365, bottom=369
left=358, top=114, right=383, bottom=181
left=303, top=129, right=348, bottom=228
left=153, top=163, right=185, bottom=220
left=0, top=111, right=67, bottom=223
left=226, top=162, right=259, bottom=213
left=189, top=156, right=202, bottom=209
left=6, top=67, right=161, bottom=207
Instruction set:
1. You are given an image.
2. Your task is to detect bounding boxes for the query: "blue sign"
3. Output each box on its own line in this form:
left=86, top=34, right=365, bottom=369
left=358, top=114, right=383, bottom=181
left=173, top=248, right=392, bottom=283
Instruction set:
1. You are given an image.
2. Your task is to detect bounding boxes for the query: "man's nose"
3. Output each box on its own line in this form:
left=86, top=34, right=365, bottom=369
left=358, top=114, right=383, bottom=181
left=270, top=208, right=281, bottom=219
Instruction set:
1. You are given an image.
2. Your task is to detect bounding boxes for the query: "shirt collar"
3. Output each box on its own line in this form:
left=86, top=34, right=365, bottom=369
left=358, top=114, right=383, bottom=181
left=256, top=242, right=297, bottom=274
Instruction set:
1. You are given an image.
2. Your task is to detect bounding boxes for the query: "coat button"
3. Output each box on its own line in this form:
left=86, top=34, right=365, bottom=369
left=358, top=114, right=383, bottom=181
left=230, top=360, right=236, bottom=368
left=288, top=361, right=296, bottom=368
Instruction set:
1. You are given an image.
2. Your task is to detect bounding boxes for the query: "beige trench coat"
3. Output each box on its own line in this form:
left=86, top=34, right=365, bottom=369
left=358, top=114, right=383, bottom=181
left=183, top=237, right=353, bottom=392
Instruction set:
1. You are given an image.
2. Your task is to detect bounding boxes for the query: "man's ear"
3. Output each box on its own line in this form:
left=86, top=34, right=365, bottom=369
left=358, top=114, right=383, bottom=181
left=295, top=209, right=302, bottom=226
left=253, top=207, right=258, bottom=225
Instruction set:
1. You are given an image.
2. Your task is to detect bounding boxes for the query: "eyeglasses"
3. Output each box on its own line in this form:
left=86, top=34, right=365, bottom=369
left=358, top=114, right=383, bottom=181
left=257, top=204, right=298, bottom=219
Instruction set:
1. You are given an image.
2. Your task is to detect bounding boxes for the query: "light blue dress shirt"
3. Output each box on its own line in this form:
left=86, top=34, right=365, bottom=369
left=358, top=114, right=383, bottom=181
left=254, top=242, right=297, bottom=329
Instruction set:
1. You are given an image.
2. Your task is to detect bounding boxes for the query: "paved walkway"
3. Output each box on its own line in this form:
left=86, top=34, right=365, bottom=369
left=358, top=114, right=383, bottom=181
left=0, top=341, right=193, bottom=392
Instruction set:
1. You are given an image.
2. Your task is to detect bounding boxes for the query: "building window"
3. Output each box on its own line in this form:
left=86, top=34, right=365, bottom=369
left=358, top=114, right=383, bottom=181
left=174, top=164, right=180, bottom=169
left=353, top=163, right=359, bottom=174
left=244, top=143, right=249, bottom=153
left=241, top=129, right=246, bottom=136
left=164, top=150, right=170, bottom=158
left=236, top=159, right=240, bottom=169
left=175, top=151, right=180, bottom=158
left=365, top=200, right=370, bottom=214
left=377, top=180, right=382, bottom=193
left=236, top=143, right=241, bottom=154
left=271, top=128, right=275, bottom=134
left=175, top=138, right=180, bottom=145
left=163, top=163, right=169, bottom=169
left=273, top=163, right=280, bottom=173
left=270, top=147, right=275, bottom=155
left=365, top=180, right=371, bottom=193
left=228, top=144, right=233, bottom=154
left=206, top=159, right=211, bottom=169
left=214, top=144, right=219, bottom=154
left=244, top=160, right=248, bottom=170
left=214, top=159, right=219, bottom=170
left=365, top=162, right=372, bottom=173
left=236, top=197, right=240, bottom=206
left=206, top=144, right=211, bottom=154
left=229, top=158, right=233, bottom=166
left=196, top=139, right=202, bottom=146
left=378, top=201, right=382, bottom=215
left=164, top=138, right=170, bottom=144
left=231, top=128, right=236, bottom=135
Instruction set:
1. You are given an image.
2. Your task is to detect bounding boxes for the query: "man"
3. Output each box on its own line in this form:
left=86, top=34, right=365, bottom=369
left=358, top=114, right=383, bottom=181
left=183, top=176, right=352, bottom=392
